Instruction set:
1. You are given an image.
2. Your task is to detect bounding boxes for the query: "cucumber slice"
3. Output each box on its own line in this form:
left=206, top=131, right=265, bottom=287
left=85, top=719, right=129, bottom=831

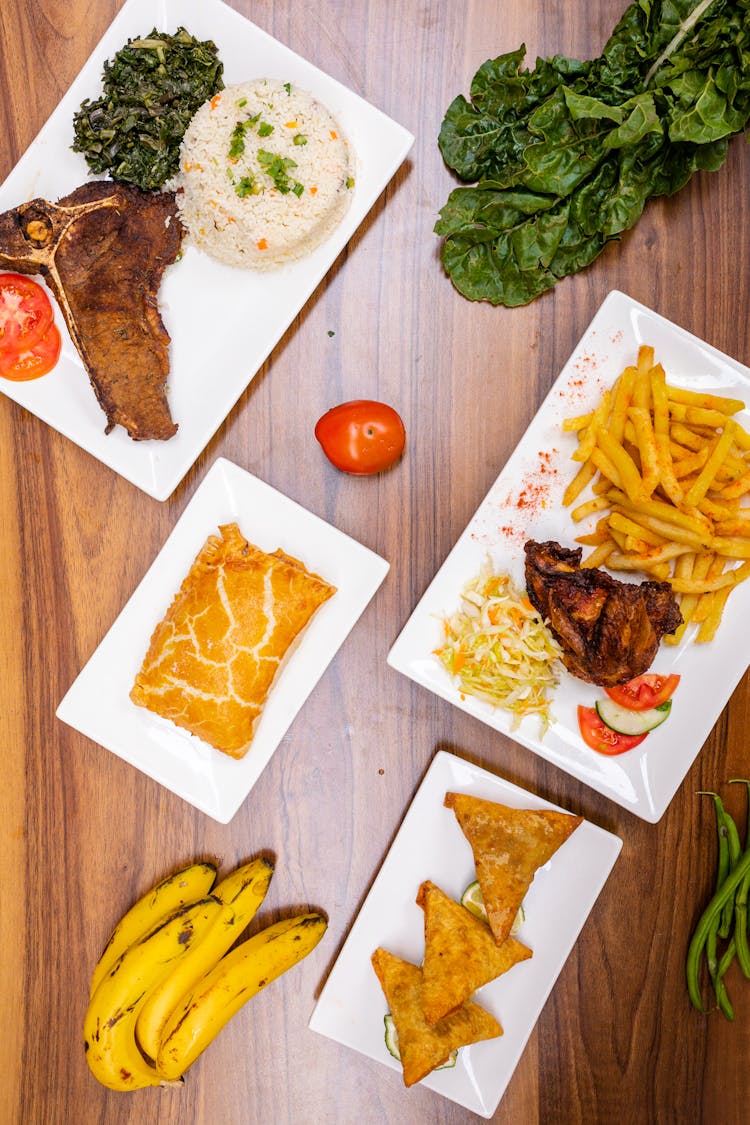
left=437, top=1051, right=459, bottom=1071
left=384, top=1014, right=400, bottom=1060
left=595, top=697, right=671, bottom=736
left=384, top=1015, right=458, bottom=1070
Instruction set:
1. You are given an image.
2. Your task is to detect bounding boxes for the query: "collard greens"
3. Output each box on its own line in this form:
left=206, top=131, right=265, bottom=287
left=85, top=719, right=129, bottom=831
left=435, top=0, right=750, bottom=306
left=72, top=28, right=224, bottom=192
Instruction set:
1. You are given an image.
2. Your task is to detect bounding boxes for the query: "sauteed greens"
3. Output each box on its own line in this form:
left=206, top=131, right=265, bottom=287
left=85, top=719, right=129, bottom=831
left=72, top=27, right=224, bottom=191
left=436, top=0, right=750, bottom=306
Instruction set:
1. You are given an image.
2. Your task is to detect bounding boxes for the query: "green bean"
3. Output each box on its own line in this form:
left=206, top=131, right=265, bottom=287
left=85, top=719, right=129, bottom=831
left=698, top=791, right=730, bottom=888
left=734, top=871, right=750, bottom=979
left=716, top=937, right=737, bottom=1018
left=696, top=792, right=731, bottom=1011
left=728, top=780, right=750, bottom=978
left=718, top=937, right=736, bottom=981
left=705, top=927, right=734, bottom=1018
left=686, top=846, right=750, bottom=1012
left=718, top=800, right=742, bottom=939
left=711, top=931, right=736, bottom=1020
left=728, top=779, right=750, bottom=842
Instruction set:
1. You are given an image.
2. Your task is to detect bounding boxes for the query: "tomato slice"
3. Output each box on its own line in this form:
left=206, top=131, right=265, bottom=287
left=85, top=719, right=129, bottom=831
left=577, top=705, right=648, bottom=756
left=314, top=400, right=406, bottom=475
left=0, top=273, right=54, bottom=354
left=0, top=323, right=61, bottom=382
left=604, top=673, right=680, bottom=711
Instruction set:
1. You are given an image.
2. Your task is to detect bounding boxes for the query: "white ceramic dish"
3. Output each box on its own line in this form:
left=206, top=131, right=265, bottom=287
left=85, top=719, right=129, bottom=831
left=309, top=749, right=621, bottom=1118
left=56, top=457, right=389, bottom=822
left=388, top=291, right=750, bottom=822
left=0, top=0, right=414, bottom=500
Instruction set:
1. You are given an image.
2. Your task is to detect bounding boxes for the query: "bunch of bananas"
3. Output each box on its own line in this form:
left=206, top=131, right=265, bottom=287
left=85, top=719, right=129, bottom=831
left=83, top=857, right=327, bottom=1090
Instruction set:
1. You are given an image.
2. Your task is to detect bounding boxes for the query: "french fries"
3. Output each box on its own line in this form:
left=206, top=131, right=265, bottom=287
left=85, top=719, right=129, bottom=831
left=562, top=344, right=750, bottom=643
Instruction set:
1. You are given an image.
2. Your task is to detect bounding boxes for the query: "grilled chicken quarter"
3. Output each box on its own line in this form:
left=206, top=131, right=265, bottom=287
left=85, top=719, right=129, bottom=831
left=524, top=539, right=683, bottom=687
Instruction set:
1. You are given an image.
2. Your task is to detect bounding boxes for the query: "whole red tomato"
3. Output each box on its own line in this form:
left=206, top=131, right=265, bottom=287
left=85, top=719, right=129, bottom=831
left=314, top=400, right=405, bottom=475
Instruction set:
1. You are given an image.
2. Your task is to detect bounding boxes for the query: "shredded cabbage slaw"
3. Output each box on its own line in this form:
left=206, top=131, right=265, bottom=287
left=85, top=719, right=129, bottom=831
left=436, top=565, right=562, bottom=732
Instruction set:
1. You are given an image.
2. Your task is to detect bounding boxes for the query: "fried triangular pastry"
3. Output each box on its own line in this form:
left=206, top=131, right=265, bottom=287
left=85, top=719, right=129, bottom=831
left=416, top=880, right=532, bottom=1025
left=444, top=792, right=582, bottom=945
left=371, top=947, right=502, bottom=1086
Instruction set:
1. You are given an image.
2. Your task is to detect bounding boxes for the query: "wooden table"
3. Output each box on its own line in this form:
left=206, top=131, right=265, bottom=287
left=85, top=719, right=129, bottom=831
left=2, top=1, right=749, bottom=1121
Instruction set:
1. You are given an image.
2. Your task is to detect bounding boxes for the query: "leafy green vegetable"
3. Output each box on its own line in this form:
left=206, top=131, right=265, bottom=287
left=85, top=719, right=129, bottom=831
left=229, top=113, right=261, bottom=159
left=435, top=0, right=750, bottom=306
left=234, top=176, right=258, bottom=199
left=257, top=150, right=303, bottom=195
left=72, top=27, right=224, bottom=191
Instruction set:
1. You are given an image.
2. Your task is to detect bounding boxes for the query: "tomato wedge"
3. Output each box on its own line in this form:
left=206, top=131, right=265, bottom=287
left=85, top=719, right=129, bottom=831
left=604, top=673, right=680, bottom=712
left=577, top=705, right=647, bottom=756
left=0, top=273, right=54, bottom=354
left=0, top=323, right=61, bottom=382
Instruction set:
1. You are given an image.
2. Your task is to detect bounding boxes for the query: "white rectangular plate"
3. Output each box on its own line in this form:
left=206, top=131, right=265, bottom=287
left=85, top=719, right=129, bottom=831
left=388, top=290, right=750, bottom=822
left=0, top=0, right=414, bottom=499
left=309, top=749, right=621, bottom=1117
left=56, top=457, right=389, bottom=822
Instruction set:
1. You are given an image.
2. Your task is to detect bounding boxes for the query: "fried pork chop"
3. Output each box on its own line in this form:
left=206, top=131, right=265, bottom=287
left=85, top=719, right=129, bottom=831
left=0, top=181, right=184, bottom=440
left=523, top=540, right=682, bottom=687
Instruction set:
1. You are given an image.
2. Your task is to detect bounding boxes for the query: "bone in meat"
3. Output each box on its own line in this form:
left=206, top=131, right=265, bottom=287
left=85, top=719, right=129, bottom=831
left=0, top=180, right=184, bottom=441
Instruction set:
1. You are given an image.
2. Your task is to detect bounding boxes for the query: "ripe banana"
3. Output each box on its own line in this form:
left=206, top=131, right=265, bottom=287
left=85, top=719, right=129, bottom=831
left=84, top=897, right=222, bottom=1090
left=157, top=912, right=327, bottom=1079
left=135, top=856, right=274, bottom=1064
left=89, top=860, right=217, bottom=998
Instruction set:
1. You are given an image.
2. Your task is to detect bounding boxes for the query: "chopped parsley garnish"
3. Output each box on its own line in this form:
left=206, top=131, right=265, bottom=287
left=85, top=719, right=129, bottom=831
left=228, top=113, right=261, bottom=159
left=257, top=149, right=303, bottom=195
left=283, top=82, right=292, bottom=95
left=293, top=133, right=308, bottom=146
left=257, top=121, right=274, bottom=137
left=234, top=176, right=257, bottom=198
left=229, top=124, right=245, bottom=159
left=236, top=97, right=247, bottom=107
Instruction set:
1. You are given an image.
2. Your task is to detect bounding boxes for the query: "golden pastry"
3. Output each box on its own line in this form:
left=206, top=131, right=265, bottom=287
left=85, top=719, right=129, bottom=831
left=444, top=792, right=582, bottom=945
left=130, top=522, right=336, bottom=757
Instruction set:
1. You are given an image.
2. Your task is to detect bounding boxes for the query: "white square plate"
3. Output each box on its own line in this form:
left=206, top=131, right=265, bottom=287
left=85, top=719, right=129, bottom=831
left=56, top=457, right=389, bottom=822
left=388, top=291, right=750, bottom=822
left=0, top=0, right=414, bottom=499
left=309, top=749, right=622, bottom=1118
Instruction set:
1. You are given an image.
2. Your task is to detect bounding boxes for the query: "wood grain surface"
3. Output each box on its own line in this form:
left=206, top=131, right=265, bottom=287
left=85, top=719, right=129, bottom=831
left=1, top=1, right=749, bottom=1122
